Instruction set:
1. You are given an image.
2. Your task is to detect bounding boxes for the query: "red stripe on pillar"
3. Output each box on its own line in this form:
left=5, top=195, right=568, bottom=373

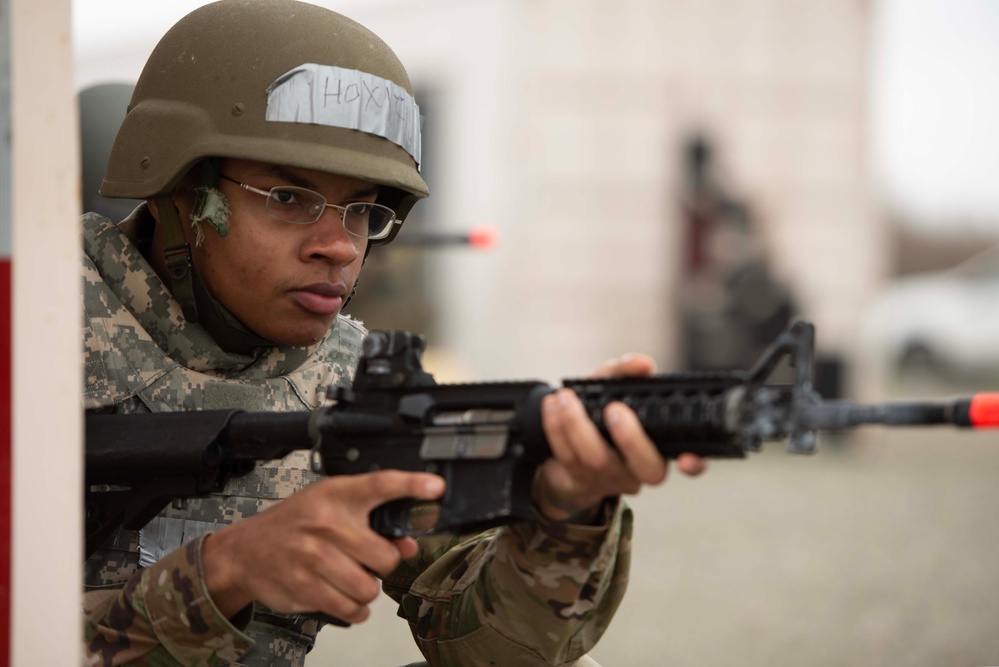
left=0, top=258, right=10, bottom=667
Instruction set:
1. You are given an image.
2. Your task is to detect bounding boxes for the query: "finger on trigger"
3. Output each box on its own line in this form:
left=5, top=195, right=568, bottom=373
left=359, top=470, right=445, bottom=510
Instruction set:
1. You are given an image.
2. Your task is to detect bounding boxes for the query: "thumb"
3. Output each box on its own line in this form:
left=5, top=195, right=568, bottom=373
left=591, top=352, right=657, bottom=378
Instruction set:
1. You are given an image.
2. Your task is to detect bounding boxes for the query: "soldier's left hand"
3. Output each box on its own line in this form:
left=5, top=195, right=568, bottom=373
left=533, top=353, right=707, bottom=522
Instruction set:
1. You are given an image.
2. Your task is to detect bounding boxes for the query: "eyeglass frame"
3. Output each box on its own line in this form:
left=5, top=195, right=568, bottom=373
left=219, top=174, right=399, bottom=241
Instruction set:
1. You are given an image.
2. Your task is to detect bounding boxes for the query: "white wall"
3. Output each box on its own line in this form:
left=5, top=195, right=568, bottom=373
left=333, top=0, right=882, bottom=384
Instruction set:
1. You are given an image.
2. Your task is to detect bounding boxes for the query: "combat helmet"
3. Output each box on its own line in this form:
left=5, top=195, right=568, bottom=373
left=101, top=0, right=428, bottom=350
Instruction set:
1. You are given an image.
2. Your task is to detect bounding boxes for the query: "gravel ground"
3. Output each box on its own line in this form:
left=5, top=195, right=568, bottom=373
left=311, top=387, right=999, bottom=666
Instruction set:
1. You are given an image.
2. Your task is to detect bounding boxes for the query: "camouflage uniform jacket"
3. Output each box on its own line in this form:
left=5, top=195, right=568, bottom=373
left=81, top=209, right=634, bottom=667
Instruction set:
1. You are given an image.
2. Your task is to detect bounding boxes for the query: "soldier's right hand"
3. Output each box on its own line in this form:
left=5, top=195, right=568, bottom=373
left=201, top=470, right=446, bottom=623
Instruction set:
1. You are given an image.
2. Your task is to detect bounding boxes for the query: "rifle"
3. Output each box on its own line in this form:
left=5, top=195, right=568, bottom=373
left=85, top=321, right=998, bottom=558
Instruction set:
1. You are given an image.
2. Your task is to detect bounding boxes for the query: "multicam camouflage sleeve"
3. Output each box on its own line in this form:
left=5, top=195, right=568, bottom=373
left=83, top=534, right=253, bottom=666
left=384, top=499, right=632, bottom=667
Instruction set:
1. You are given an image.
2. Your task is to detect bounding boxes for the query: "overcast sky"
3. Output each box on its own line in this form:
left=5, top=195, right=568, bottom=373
left=73, top=0, right=999, bottom=230
left=870, top=0, right=999, bottom=230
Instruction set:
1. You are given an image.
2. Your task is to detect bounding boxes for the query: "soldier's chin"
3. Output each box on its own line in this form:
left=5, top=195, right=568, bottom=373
left=267, top=320, right=337, bottom=348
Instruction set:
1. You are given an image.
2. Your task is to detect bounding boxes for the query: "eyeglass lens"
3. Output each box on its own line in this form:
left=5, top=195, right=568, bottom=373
left=265, top=186, right=394, bottom=238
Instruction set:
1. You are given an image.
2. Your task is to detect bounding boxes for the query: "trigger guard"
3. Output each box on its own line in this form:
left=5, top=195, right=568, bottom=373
left=370, top=498, right=421, bottom=538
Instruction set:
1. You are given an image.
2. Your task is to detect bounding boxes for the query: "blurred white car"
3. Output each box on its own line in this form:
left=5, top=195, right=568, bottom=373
left=863, top=244, right=999, bottom=379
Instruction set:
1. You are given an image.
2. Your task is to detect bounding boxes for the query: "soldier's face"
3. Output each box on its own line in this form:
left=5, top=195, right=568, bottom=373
left=169, top=158, right=372, bottom=346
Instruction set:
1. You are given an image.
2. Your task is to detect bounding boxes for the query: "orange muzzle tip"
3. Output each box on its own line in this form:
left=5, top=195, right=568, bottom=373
left=969, top=393, right=999, bottom=428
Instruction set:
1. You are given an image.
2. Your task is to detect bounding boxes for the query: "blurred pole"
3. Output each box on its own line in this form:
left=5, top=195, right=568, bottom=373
left=0, top=1, right=10, bottom=660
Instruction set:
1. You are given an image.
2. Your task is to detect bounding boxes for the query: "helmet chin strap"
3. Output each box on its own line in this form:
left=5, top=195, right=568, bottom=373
left=156, top=193, right=199, bottom=323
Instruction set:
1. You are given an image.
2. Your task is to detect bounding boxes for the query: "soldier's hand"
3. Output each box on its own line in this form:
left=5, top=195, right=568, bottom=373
left=201, top=470, right=445, bottom=622
left=533, top=353, right=706, bottom=522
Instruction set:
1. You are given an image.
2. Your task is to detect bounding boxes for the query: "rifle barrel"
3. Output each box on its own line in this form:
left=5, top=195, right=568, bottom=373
left=801, top=393, right=999, bottom=431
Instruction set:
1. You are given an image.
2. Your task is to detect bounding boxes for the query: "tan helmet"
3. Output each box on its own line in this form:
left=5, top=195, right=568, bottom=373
left=101, top=0, right=428, bottom=244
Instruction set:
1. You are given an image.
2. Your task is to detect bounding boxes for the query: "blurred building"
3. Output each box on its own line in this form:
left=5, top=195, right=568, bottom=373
left=330, top=0, right=883, bottom=387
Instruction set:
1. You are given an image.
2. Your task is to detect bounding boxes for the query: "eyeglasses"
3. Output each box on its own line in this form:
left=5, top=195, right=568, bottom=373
left=220, top=175, right=398, bottom=240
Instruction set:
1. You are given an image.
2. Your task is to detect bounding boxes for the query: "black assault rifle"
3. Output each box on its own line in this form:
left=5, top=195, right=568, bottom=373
left=85, top=321, right=997, bottom=558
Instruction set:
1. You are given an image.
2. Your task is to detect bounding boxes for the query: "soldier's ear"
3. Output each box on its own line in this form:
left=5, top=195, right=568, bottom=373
left=146, top=198, right=161, bottom=222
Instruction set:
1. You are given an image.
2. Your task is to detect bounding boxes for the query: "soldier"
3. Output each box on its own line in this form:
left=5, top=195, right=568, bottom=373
left=81, top=1, right=706, bottom=665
